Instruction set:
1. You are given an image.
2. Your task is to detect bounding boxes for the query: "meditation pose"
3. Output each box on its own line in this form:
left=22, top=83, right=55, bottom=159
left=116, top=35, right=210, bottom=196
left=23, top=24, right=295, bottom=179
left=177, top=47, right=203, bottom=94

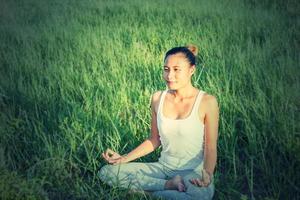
left=99, top=45, right=219, bottom=200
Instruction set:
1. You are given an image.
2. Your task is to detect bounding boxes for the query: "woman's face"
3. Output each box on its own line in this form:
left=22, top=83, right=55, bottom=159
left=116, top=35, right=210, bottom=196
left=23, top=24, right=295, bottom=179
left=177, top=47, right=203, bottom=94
left=163, top=53, right=195, bottom=90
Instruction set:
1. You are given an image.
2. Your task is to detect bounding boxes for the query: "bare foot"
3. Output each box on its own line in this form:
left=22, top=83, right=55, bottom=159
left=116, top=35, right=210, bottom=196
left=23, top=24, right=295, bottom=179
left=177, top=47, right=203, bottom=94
left=164, top=175, right=186, bottom=192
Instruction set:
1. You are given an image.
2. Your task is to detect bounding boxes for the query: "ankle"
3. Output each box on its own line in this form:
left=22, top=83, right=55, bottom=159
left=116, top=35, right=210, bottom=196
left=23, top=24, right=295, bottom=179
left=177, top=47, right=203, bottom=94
left=164, top=179, right=171, bottom=190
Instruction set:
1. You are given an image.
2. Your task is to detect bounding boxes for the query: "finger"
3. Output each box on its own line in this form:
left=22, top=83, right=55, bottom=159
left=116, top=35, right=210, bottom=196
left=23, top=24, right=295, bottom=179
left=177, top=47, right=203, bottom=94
left=193, top=178, right=205, bottom=187
left=193, top=179, right=200, bottom=186
left=198, top=179, right=209, bottom=187
left=103, top=152, right=113, bottom=161
left=111, top=159, right=121, bottom=165
left=102, top=152, right=109, bottom=158
left=193, top=179, right=198, bottom=186
left=105, top=149, right=113, bottom=157
left=108, top=158, right=116, bottom=164
left=189, top=179, right=197, bottom=186
left=104, top=150, right=109, bottom=158
left=107, top=148, right=114, bottom=154
left=107, top=149, right=120, bottom=159
left=198, top=180, right=204, bottom=187
left=110, top=153, right=121, bottom=159
left=202, top=180, right=209, bottom=187
left=102, top=153, right=109, bottom=161
left=108, top=157, right=121, bottom=163
left=199, top=180, right=207, bottom=187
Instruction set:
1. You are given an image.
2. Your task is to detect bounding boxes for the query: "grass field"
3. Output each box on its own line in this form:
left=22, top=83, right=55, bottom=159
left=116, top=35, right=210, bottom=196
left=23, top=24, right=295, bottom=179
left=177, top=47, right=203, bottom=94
left=0, top=0, right=299, bottom=199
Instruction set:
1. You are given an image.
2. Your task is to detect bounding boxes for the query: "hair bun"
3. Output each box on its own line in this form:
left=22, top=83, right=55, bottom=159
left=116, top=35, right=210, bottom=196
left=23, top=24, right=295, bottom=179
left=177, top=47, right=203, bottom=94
left=186, top=44, right=198, bottom=56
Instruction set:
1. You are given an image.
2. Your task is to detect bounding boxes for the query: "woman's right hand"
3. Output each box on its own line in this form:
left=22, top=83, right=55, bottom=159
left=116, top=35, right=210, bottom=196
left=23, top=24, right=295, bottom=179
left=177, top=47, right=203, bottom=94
left=102, top=148, right=128, bottom=165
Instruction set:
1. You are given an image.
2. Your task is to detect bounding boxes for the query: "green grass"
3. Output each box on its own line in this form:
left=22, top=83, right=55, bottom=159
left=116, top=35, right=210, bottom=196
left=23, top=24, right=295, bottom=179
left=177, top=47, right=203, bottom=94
left=0, top=0, right=299, bottom=199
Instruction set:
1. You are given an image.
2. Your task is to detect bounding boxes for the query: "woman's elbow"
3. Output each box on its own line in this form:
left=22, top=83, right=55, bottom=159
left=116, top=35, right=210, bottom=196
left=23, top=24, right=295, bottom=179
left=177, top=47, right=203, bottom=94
left=149, top=137, right=161, bottom=149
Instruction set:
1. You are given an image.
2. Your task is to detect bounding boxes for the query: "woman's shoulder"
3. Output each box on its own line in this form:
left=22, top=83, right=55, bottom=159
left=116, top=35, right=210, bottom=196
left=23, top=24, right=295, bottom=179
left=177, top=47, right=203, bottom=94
left=201, top=92, right=217, bottom=102
left=152, top=90, right=163, bottom=101
left=151, top=90, right=164, bottom=113
left=201, top=91, right=219, bottom=111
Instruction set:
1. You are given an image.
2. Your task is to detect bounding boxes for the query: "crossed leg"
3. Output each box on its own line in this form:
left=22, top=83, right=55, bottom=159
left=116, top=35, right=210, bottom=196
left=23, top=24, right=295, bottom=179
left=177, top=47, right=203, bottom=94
left=99, top=162, right=214, bottom=200
left=99, top=162, right=168, bottom=191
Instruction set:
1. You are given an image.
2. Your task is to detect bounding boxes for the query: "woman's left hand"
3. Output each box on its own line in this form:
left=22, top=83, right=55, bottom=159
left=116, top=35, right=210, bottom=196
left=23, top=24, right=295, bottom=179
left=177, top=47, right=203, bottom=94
left=107, top=155, right=128, bottom=165
left=189, top=169, right=211, bottom=187
left=102, top=148, right=128, bottom=165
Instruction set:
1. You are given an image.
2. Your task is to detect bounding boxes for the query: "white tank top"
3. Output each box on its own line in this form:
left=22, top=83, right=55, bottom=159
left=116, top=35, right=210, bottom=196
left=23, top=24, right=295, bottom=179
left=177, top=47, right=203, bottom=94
left=157, top=90, right=206, bottom=170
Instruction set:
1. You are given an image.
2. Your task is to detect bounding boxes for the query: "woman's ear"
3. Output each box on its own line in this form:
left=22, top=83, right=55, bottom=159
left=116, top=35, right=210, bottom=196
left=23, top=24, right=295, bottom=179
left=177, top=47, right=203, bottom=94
left=190, top=65, right=196, bottom=75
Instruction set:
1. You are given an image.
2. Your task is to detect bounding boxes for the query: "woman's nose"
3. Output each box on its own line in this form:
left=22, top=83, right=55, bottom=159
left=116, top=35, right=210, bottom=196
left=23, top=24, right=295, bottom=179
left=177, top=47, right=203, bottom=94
left=167, top=70, right=175, bottom=80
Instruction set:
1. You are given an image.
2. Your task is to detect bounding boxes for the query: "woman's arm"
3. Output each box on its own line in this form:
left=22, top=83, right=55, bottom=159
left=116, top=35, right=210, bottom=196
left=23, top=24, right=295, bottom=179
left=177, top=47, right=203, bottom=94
left=203, top=95, right=219, bottom=176
left=102, top=92, right=162, bottom=164
left=122, top=91, right=162, bottom=162
left=190, top=94, right=219, bottom=187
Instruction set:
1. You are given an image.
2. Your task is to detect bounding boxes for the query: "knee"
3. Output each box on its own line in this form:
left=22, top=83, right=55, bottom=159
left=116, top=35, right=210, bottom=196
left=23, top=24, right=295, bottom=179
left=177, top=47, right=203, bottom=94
left=98, top=164, right=113, bottom=182
left=99, top=164, right=125, bottom=184
left=187, top=184, right=214, bottom=200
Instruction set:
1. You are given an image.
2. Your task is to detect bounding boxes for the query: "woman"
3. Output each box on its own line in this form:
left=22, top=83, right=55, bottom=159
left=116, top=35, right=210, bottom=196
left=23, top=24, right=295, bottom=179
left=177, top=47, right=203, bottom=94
left=99, top=45, right=219, bottom=200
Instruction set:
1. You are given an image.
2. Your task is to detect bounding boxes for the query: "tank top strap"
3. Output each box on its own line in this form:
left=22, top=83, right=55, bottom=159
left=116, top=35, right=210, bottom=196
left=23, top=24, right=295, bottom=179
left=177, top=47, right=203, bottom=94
left=190, top=90, right=205, bottom=117
left=157, top=90, right=168, bottom=115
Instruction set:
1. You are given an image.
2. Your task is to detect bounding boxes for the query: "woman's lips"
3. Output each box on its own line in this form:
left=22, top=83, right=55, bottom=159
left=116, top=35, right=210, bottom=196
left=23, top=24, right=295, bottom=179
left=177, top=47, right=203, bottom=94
left=167, top=81, right=176, bottom=85
left=167, top=81, right=176, bottom=83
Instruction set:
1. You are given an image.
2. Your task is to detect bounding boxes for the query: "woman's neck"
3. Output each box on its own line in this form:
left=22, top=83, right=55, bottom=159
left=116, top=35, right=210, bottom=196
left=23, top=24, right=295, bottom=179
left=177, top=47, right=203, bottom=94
left=169, top=85, right=198, bottom=100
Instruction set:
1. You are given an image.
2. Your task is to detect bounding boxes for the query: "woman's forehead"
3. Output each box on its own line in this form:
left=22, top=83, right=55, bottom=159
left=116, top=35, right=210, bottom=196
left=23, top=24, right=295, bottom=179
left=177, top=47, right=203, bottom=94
left=164, top=53, right=190, bottom=67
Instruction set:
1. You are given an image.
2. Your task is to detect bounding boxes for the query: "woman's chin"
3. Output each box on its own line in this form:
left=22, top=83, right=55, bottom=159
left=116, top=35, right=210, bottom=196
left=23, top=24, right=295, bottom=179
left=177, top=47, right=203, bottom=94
left=167, top=83, right=177, bottom=89
left=167, top=86, right=178, bottom=90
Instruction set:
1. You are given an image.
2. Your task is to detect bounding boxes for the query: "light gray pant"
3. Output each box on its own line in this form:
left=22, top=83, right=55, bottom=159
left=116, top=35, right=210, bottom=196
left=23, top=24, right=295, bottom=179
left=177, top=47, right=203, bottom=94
left=99, top=162, right=214, bottom=200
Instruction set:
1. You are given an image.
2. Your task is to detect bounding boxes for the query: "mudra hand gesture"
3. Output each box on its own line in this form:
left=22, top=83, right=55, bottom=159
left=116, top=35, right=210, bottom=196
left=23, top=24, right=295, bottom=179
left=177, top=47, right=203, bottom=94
left=189, top=168, right=212, bottom=187
left=102, top=148, right=128, bottom=165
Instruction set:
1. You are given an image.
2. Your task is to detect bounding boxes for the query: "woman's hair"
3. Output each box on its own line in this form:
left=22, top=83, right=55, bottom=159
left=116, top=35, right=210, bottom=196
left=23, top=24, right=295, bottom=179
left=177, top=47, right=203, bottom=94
left=164, top=44, right=198, bottom=66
